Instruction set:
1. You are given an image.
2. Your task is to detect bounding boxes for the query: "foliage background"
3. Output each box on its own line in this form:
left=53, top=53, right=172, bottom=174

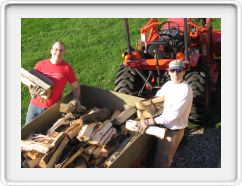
left=21, top=18, right=221, bottom=126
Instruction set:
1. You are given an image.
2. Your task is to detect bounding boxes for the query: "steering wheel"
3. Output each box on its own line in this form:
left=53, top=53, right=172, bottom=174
left=157, top=21, right=180, bottom=38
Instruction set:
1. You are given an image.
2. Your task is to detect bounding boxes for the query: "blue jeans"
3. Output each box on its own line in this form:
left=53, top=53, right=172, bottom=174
left=25, top=103, right=46, bottom=125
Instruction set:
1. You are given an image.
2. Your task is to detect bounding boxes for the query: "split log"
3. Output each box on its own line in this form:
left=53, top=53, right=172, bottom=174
left=125, top=120, right=167, bottom=140
left=110, top=110, right=121, bottom=121
left=135, top=99, right=163, bottom=119
left=38, top=132, right=66, bottom=168
left=92, top=146, right=108, bottom=158
left=98, top=127, right=117, bottom=146
left=88, top=120, right=113, bottom=145
left=76, top=123, right=96, bottom=142
left=61, top=146, right=84, bottom=168
left=65, top=122, right=83, bottom=140
left=22, top=154, right=44, bottom=168
left=135, top=97, right=164, bottom=110
left=84, top=145, right=97, bottom=155
left=111, top=107, right=137, bottom=126
left=48, top=113, right=75, bottom=133
left=46, top=137, right=69, bottom=168
left=21, top=140, right=53, bottom=154
left=22, top=151, right=41, bottom=160
left=81, top=108, right=111, bottom=124
left=64, top=108, right=111, bottom=140
left=21, top=68, right=53, bottom=100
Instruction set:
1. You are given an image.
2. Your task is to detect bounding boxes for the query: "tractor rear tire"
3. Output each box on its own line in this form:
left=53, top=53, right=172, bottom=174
left=185, top=62, right=210, bottom=125
left=114, top=65, right=143, bottom=96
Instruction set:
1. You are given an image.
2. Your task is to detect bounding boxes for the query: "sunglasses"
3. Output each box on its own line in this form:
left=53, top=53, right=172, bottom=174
left=169, top=69, right=183, bottom=73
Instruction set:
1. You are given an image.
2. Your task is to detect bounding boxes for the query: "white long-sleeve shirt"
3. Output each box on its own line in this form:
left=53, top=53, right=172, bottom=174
left=154, top=81, right=193, bottom=130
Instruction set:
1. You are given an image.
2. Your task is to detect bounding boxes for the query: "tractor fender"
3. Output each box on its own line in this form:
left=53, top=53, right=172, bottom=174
left=189, top=50, right=201, bottom=67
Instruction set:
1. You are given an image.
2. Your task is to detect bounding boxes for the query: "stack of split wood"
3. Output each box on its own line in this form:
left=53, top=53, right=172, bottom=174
left=21, top=103, right=137, bottom=168
left=21, top=67, right=53, bottom=100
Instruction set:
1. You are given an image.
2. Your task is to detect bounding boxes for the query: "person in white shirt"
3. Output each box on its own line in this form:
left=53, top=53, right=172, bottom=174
left=137, top=59, right=193, bottom=168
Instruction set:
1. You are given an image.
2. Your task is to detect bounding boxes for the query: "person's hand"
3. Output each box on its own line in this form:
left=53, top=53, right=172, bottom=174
left=69, top=98, right=86, bottom=113
left=137, top=120, right=148, bottom=134
left=137, top=118, right=156, bottom=134
left=70, top=98, right=81, bottom=107
left=29, top=85, right=41, bottom=98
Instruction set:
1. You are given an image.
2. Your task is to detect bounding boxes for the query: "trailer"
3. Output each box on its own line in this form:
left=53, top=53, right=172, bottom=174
left=21, top=85, right=156, bottom=168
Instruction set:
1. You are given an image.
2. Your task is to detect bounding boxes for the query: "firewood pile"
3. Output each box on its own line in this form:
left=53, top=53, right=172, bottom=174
left=21, top=104, right=137, bottom=168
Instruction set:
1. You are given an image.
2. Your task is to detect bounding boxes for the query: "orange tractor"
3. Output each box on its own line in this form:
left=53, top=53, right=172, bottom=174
left=114, top=18, right=221, bottom=124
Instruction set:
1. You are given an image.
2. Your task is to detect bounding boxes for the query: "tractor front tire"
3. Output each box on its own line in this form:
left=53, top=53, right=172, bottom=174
left=185, top=62, right=210, bottom=125
left=114, top=65, right=143, bottom=96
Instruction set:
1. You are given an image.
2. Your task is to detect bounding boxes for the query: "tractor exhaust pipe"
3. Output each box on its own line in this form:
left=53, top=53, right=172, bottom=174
left=184, top=18, right=189, bottom=63
left=124, top=18, right=132, bottom=54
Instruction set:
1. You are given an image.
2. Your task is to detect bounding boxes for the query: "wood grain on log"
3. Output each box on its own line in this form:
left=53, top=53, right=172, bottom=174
left=21, top=140, right=53, bottom=154
left=21, top=68, right=53, bottom=99
left=22, top=154, right=44, bottom=168
left=38, top=132, right=66, bottom=168
left=23, top=151, right=41, bottom=160
left=48, top=113, right=75, bottom=133
left=62, top=146, right=84, bottom=168
left=46, top=137, right=69, bottom=168
left=89, top=120, right=113, bottom=145
left=110, top=110, right=121, bottom=121
left=65, top=123, right=83, bottom=140
left=76, top=123, right=96, bottom=142
left=111, top=107, right=137, bottom=126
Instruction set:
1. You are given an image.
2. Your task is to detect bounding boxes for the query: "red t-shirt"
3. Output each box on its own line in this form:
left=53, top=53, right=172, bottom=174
left=31, top=59, right=77, bottom=108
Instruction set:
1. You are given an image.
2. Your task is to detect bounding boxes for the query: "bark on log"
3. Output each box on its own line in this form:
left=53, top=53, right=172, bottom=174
left=48, top=113, right=75, bottom=133
left=110, top=110, right=121, bottom=121
left=22, top=154, right=44, bottom=168
left=98, top=127, right=117, bottom=146
left=111, top=107, right=137, bottom=126
left=46, top=137, right=69, bottom=168
left=81, top=108, right=111, bottom=124
left=62, top=146, right=84, bottom=168
left=21, top=68, right=53, bottom=100
left=38, top=132, right=66, bottom=168
left=65, top=123, right=83, bottom=140
left=89, top=120, right=113, bottom=145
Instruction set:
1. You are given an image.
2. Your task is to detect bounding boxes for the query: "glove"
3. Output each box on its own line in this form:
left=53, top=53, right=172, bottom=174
left=137, top=118, right=155, bottom=134
left=69, top=98, right=86, bottom=113
left=70, top=98, right=81, bottom=107
left=29, top=85, right=41, bottom=98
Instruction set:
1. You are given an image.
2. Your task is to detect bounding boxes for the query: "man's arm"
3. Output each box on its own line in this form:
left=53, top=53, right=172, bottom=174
left=70, top=81, right=80, bottom=101
left=151, top=96, right=164, bottom=104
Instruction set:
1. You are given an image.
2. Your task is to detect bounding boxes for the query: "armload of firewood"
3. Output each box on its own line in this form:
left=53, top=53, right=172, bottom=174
left=21, top=106, right=137, bottom=168
left=134, top=98, right=163, bottom=119
left=21, top=68, right=53, bottom=100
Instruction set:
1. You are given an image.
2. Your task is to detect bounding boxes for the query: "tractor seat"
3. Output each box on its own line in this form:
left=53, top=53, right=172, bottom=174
left=147, top=37, right=172, bottom=59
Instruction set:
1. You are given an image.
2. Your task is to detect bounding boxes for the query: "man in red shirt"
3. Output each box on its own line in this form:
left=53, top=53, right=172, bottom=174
left=25, top=41, right=81, bottom=125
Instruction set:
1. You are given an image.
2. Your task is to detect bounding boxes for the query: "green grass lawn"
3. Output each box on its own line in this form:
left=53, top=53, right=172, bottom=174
left=21, top=18, right=221, bottom=127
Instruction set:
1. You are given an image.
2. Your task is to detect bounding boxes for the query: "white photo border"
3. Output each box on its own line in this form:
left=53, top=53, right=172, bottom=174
left=0, top=1, right=241, bottom=186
